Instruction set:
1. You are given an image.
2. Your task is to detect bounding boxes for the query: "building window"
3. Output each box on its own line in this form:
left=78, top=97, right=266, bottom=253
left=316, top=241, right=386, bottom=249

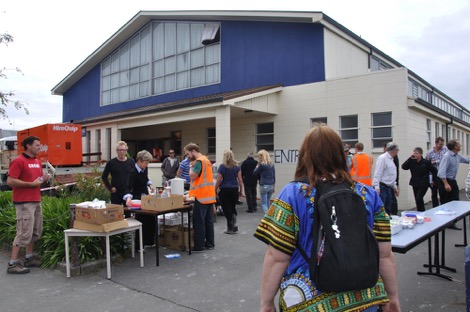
left=435, top=122, right=440, bottom=139
left=340, top=115, right=358, bottom=147
left=207, top=128, right=216, bottom=155
left=95, top=129, right=101, bottom=156
left=426, top=119, right=431, bottom=151
left=101, top=21, right=221, bottom=105
left=442, top=124, right=446, bottom=139
left=467, top=134, right=470, bottom=155
left=371, top=112, right=392, bottom=148
left=311, top=117, right=327, bottom=126
left=86, top=130, right=91, bottom=163
left=370, top=55, right=393, bottom=71
left=256, top=122, right=274, bottom=152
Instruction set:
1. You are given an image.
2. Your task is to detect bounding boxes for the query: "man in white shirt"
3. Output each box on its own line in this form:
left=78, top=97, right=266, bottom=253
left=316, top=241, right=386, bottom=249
left=372, top=142, right=400, bottom=216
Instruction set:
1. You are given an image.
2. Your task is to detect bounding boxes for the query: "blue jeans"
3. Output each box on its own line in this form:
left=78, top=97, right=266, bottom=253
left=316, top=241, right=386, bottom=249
left=193, top=200, right=215, bottom=250
left=260, top=184, right=274, bottom=213
left=379, top=184, right=393, bottom=216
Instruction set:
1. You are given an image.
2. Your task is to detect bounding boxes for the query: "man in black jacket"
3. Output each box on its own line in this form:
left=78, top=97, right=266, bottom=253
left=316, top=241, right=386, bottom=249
left=241, top=152, right=258, bottom=212
left=401, top=147, right=437, bottom=212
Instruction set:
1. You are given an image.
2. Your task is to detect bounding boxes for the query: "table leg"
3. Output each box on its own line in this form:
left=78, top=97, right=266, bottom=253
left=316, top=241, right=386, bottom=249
left=106, top=235, right=111, bottom=279
left=455, top=216, right=468, bottom=247
left=131, top=230, right=135, bottom=258
left=440, top=229, right=457, bottom=273
left=139, top=225, right=144, bottom=268
left=65, top=232, right=71, bottom=278
left=418, top=232, right=453, bottom=281
left=156, top=215, right=160, bottom=266
left=187, top=209, right=191, bottom=255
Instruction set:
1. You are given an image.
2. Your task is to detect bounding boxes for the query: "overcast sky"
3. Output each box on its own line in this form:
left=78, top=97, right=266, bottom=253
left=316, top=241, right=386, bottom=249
left=2, top=0, right=470, bottom=131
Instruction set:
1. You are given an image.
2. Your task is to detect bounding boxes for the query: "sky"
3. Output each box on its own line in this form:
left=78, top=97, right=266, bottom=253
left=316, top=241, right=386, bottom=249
left=2, top=0, right=470, bottom=131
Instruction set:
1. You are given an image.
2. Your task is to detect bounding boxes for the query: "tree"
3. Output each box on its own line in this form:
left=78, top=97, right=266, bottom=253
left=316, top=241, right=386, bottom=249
left=1, top=32, right=29, bottom=120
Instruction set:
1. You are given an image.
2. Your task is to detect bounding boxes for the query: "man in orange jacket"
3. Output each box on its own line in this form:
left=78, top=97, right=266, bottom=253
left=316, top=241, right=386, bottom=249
left=350, top=142, right=374, bottom=186
left=185, top=143, right=217, bottom=252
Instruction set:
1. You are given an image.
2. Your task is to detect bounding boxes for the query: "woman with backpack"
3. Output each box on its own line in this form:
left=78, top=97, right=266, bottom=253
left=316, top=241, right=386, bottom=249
left=254, top=124, right=400, bottom=312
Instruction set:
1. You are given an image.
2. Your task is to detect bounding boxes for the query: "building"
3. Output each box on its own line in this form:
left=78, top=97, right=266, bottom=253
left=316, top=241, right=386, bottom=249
left=52, top=11, right=470, bottom=210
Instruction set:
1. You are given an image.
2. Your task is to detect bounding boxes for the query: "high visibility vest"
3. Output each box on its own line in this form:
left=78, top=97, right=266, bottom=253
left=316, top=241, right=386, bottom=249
left=190, top=155, right=216, bottom=204
left=351, top=153, right=373, bottom=186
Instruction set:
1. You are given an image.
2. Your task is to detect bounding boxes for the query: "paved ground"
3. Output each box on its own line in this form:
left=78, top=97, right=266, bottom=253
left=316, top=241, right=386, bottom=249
left=1, top=195, right=469, bottom=312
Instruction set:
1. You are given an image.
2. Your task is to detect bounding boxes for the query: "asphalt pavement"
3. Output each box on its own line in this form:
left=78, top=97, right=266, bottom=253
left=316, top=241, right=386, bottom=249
left=1, top=195, right=469, bottom=312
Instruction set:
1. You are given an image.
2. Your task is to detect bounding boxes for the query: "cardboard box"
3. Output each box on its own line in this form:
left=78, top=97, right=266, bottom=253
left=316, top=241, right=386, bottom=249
left=75, top=204, right=124, bottom=225
left=73, top=219, right=129, bottom=232
left=141, top=196, right=173, bottom=212
left=164, top=225, right=194, bottom=251
left=171, top=194, right=185, bottom=208
left=158, top=213, right=188, bottom=226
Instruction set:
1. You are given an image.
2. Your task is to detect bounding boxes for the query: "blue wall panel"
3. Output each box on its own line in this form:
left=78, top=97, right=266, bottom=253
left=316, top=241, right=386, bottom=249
left=62, top=20, right=325, bottom=122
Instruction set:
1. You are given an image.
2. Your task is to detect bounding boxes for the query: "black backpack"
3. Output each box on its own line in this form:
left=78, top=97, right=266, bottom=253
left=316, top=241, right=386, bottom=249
left=297, top=181, right=380, bottom=292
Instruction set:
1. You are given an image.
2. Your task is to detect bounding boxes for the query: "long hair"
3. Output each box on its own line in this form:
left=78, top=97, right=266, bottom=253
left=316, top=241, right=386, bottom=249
left=222, top=149, right=238, bottom=168
left=257, top=149, right=273, bottom=166
left=294, top=123, right=352, bottom=193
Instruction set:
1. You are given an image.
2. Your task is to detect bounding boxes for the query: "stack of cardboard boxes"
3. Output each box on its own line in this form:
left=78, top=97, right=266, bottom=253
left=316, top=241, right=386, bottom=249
left=140, top=194, right=193, bottom=251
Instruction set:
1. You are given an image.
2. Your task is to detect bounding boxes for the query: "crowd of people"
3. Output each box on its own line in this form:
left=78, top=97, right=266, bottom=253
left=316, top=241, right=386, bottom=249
left=10, top=127, right=470, bottom=312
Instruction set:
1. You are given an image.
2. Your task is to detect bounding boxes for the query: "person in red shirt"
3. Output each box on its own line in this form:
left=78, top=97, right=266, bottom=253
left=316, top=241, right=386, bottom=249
left=6, top=136, right=50, bottom=274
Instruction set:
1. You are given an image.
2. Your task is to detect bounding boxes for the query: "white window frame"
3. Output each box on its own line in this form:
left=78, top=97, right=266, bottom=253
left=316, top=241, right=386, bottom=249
left=371, top=112, right=392, bottom=149
left=339, top=115, right=358, bottom=147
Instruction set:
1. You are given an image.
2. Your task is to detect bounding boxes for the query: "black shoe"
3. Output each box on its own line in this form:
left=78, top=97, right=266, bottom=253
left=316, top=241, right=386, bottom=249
left=237, top=200, right=243, bottom=205
left=246, top=210, right=254, bottom=213
left=447, top=224, right=462, bottom=230
left=205, top=245, right=214, bottom=250
left=191, top=248, right=205, bottom=253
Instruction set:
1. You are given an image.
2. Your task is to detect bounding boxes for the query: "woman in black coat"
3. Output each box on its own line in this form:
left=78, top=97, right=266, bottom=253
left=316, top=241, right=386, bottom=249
left=401, top=147, right=438, bottom=212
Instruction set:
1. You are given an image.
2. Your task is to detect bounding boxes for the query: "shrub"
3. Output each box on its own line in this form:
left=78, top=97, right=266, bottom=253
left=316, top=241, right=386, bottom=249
left=0, top=170, right=128, bottom=269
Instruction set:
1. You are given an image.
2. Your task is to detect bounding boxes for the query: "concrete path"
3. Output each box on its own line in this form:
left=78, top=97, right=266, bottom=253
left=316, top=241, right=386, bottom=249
left=1, top=196, right=468, bottom=312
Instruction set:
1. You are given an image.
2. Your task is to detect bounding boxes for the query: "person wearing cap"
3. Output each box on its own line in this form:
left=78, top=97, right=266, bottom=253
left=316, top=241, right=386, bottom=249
left=372, top=142, right=400, bottom=216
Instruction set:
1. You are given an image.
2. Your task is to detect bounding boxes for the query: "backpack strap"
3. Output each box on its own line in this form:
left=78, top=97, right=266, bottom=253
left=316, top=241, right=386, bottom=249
left=295, top=181, right=323, bottom=282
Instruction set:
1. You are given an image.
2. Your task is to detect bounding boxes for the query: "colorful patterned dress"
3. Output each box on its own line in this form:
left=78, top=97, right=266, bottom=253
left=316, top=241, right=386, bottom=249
left=254, top=181, right=391, bottom=311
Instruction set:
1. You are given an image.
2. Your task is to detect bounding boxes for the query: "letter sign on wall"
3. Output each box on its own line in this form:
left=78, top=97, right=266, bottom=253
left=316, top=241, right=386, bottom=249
left=274, top=149, right=299, bottom=164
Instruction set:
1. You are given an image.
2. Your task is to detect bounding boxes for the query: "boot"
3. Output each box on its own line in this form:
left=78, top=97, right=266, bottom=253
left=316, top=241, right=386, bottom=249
left=224, top=218, right=235, bottom=235
left=232, top=214, right=238, bottom=232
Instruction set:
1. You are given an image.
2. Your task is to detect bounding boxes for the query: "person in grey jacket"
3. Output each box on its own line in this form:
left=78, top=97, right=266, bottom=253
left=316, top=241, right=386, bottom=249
left=161, top=149, right=180, bottom=186
left=254, top=149, right=275, bottom=213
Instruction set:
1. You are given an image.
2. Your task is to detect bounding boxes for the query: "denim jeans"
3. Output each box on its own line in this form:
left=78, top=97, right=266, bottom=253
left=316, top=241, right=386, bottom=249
left=379, top=184, right=393, bottom=216
left=260, top=184, right=274, bottom=213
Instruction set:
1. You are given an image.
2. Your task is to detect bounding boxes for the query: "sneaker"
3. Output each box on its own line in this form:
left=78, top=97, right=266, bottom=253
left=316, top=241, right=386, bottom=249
left=7, top=262, right=30, bottom=274
left=191, top=248, right=205, bottom=253
left=24, top=256, right=41, bottom=268
left=205, top=245, right=215, bottom=250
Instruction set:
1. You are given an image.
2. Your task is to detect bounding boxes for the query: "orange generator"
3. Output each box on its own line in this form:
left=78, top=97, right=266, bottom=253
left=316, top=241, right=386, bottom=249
left=17, top=123, right=83, bottom=166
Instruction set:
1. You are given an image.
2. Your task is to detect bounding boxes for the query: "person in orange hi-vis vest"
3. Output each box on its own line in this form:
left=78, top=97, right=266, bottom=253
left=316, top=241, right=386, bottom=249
left=184, top=143, right=216, bottom=253
left=350, top=142, right=374, bottom=186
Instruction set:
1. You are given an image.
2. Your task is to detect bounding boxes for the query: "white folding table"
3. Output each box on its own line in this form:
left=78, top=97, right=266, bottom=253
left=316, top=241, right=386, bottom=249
left=64, top=218, right=144, bottom=279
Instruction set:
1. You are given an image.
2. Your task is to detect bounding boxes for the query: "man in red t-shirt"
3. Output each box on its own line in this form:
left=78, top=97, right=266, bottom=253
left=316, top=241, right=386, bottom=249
left=6, top=136, right=50, bottom=274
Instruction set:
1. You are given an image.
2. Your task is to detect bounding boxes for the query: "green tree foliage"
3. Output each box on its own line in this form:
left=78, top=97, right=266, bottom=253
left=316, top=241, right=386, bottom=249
left=1, top=32, right=29, bottom=120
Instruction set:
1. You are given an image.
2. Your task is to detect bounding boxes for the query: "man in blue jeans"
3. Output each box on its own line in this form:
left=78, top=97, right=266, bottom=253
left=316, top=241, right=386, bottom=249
left=372, top=142, right=400, bottom=216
